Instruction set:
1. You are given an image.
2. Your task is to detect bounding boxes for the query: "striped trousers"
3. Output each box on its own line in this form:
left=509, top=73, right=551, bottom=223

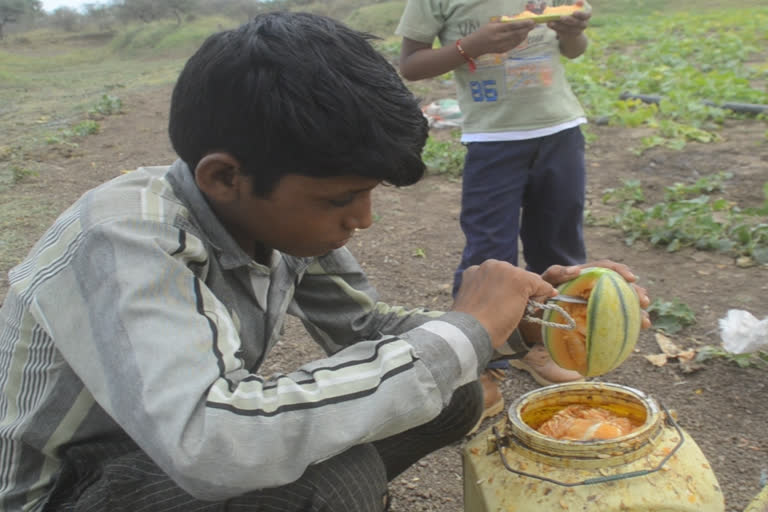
left=44, top=382, right=482, bottom=512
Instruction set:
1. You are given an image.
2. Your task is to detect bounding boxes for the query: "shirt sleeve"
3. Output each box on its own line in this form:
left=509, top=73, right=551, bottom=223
left=395, top=0, right=444, bottom=44
left=31, top=219, right=493, bottom=501
left=290, top=248, right=494, bottom=402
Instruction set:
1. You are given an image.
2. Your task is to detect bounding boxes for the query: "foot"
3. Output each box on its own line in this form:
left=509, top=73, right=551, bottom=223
left=508, top=343, right=584, bottom=386
left=467, top=369, right=505, bottom=436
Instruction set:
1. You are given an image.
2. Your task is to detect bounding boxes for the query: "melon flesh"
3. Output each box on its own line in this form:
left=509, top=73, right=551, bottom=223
left=503, top=2, right=584, bottom=22
left=542, top=4, right=582, bottom=15
left=545, top=281, right=592, bottom=375
left=537, top=405, right=640, bottom=441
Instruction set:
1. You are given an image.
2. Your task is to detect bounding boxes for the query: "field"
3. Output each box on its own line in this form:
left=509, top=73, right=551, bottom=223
left=1, top=1, right=767, bottom=511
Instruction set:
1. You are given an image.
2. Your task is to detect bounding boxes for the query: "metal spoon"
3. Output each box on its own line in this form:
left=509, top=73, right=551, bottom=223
left=549, top=294, right=588, bottom=304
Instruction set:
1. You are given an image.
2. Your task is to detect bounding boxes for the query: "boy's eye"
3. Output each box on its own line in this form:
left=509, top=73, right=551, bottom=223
left=328, top=195, right=355, bottom=207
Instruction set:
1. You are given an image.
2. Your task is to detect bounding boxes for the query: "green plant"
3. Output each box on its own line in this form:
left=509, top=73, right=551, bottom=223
left=695, top=345, right=768, bottom=368
left=412, top=248, right=426, bottom=258
left=600, top=174, right=768, bottom=262
left=45, top=134, right=76, bottom=146
left=565, top=7, right=768, bottom=152
left=11, top=165, right=37, bottom=184
left=663, top=172, right=730, bottom=201
left=611, top=98, right=659, bottom=128
left=602, top=179, right=645, bottom=205
left=73, top=120, right=100, bottom=136
left=90, top=94, right=123, bottom=116
left=422, top=132, right=465, bottom=177
left=647, top=298, right=696, bottom=334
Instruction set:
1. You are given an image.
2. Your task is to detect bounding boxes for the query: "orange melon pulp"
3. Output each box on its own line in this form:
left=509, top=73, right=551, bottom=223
left=537, top=404, right=641, bottom=441
left=542, top=4, right=582, bottom=15
left=504, top=2, right=585, bottom=21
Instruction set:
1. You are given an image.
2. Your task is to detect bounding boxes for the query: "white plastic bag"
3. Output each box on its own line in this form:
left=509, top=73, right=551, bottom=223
left=719, top=309, right=768, bottom=354
left=422, top=99, right=463, bottom=129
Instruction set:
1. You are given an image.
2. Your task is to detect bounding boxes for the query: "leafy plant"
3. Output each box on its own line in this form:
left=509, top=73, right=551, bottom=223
left=695, top=345, right=768, bottom=368
left=566, top=7, right=768, bottom=152
left=648, top=298, right=696, bottom=334
left=599, top=174, right=768, bottom=262
left=45, top=134, right=77, bottom=146
left=90, top=94, right=123, bottom=116
left=611, top=98, right=659, bottom=128
left=602, top=179, right=645, bottom=205
left=421, top=132, right=465, bottom=178
left=73, top=120, right=100, bottom=136
left=11, top=165, right=37, bottom=183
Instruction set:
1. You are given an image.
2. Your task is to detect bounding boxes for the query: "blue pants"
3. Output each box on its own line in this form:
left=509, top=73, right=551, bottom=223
left=453, top=126, right=587, bottom=295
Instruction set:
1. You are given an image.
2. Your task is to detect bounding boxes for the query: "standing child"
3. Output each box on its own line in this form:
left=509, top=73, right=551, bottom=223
left=396, top=1, right=594, bottom=422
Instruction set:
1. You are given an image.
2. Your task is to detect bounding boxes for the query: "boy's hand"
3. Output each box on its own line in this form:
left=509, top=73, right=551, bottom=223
left=452, top=260, right=556, bottom=350
left=540, top=260, right=652, bottom=329
left=547, top=11, right=591, bottom=40
left=461, top=20, right=536, bottom=57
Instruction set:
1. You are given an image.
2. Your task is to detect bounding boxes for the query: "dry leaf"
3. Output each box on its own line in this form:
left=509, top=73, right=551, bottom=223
left=676, top=349, right=697, bottom=363
left=645, top=354, right=669, bottom=367
left=655, top=332, right=683, bottom=357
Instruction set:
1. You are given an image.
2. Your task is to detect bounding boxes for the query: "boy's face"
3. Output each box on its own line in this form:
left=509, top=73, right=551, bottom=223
left=228, top=174, right=379, bottom=258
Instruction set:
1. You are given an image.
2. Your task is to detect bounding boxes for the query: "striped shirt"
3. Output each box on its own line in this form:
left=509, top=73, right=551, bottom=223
left=0, top=160, right=493, bottom=510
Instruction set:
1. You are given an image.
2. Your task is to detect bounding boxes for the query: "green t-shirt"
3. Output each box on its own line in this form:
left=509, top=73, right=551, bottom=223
left=396, top=0, right=588, bottom=135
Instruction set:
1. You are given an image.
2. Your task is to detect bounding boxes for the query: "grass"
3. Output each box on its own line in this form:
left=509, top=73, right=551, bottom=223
left=590, top=0, right=767, bottom=18
left=0, top=40, right=186, bottom=188
left=0, top=21, right=203, bottom=276
left=0, top=198, right=60, bottom=275
left=344, top=1, right=406, bottom=37
left=109, top=16, right=237, bottom=55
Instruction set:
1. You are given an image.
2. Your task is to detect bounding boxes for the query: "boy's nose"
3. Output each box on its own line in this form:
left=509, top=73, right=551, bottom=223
left=344, top=193, right=373, bottom=231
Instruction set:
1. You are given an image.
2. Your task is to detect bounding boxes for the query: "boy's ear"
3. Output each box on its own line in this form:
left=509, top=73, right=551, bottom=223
left=194, top=153, right=247, bottom=202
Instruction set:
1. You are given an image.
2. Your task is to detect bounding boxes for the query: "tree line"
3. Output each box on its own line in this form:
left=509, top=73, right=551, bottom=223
left=0, top=0, right=386, bottom=39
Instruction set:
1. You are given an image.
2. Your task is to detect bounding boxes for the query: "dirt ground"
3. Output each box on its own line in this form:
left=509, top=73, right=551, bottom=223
left=2, top=82, right=767, bottom=511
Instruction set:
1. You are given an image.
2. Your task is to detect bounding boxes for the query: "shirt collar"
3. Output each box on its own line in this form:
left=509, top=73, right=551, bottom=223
left=166, top=159, right=264, bottom=271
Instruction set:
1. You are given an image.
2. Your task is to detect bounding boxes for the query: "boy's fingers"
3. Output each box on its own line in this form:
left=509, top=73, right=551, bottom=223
left=580, top=260, right=637, bottom=282
left=632, top=284, right=650, bottom=308
left=641, top=311, right=652, bottom=329
left=540, top=264, right=581, bottom=285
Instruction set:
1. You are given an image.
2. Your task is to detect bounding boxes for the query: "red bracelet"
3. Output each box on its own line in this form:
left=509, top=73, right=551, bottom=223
left=455, top=39, right=477, bottom=72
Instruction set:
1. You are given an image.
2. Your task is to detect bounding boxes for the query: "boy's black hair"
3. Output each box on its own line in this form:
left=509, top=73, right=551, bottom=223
left=169, top=11, right=428, bottom=196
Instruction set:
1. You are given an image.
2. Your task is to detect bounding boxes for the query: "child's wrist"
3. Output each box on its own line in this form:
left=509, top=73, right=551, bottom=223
left=455, top=39, right=477, bottom=72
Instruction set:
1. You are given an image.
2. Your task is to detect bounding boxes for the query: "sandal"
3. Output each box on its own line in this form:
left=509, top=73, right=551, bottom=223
left=508, top=344, right=584, bottom=386
left=467, top=368, right=506, bottom=436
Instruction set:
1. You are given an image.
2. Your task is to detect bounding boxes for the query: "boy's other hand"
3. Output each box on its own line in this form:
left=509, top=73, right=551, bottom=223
left=452, top=260, right=556, bottom=350
left=548, top=10, right=591, bottom=39
left=462, top=20, right=536, bottom=57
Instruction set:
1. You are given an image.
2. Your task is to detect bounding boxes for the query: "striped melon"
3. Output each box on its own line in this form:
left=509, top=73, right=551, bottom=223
left=542, top=267, right=641, bottom=377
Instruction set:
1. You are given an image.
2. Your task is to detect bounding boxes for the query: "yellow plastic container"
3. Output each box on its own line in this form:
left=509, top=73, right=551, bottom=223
left=744, top=484, right=768, bottom=512
left=463, top=382, right=725, bottom=511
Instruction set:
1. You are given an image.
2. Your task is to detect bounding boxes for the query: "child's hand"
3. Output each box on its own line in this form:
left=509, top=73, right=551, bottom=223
left=547, top=10, right=591, bottom=40
left=461, top=20, right=536, bottom=57
left=452, top=259, right=556, bottom=350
